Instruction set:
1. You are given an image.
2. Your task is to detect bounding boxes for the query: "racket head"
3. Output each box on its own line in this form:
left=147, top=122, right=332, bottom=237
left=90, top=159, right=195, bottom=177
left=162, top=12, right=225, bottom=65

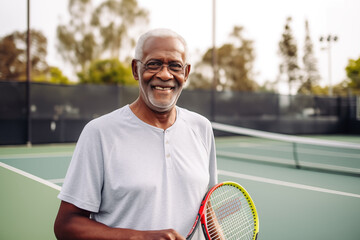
left=199, top=181, right=259, bottom=240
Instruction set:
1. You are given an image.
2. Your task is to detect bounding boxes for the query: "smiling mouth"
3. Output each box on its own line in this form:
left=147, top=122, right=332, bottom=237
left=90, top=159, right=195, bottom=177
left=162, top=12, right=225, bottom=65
left=153, top=86, right=174, bottom=91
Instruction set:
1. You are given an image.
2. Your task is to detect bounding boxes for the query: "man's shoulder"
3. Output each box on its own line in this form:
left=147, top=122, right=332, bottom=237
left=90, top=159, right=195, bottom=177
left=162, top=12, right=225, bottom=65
left=85, top=105, right=131, bottom=130
left=177, top=106, right=212, bottom=131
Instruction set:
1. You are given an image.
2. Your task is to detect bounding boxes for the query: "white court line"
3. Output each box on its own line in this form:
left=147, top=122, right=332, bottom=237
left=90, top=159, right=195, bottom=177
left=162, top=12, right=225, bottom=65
left=48, top=178, right=65, bottom=184
left=0, top=162, right=61, bottom=191
left=218, top=169, right=360, bottom=199
left=2, top=161, right=359, bottom=199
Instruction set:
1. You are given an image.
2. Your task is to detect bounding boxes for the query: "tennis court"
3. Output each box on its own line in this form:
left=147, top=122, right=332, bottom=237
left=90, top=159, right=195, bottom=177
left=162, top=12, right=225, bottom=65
left=1, top=124, right=360, bottom=240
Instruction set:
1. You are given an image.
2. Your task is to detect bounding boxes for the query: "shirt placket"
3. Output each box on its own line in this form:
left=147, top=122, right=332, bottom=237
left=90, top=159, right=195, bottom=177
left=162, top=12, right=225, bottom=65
left=164, top=129, right=172, bottom=169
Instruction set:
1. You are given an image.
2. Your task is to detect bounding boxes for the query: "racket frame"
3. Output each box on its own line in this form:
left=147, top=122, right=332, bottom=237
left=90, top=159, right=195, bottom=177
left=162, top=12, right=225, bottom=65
left=187, top=181, right=259, bottom=240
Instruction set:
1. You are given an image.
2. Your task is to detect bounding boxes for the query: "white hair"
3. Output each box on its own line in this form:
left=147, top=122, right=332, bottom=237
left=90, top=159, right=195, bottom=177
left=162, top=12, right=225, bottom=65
left=134, top=28, right=189, bottom=62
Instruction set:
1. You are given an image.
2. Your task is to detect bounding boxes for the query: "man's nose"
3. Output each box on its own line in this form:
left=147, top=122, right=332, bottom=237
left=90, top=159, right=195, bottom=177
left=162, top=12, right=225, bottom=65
left=155, top=65, right=173, bottom=80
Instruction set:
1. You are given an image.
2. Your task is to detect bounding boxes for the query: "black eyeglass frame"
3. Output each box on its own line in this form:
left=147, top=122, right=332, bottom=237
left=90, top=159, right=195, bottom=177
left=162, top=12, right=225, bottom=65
left=135, top=59, right=188, bottom=75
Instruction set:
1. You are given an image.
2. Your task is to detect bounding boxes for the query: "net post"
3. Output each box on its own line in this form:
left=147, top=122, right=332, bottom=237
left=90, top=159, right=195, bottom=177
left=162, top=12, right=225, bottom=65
left=292, top=142, right=301, bottom=169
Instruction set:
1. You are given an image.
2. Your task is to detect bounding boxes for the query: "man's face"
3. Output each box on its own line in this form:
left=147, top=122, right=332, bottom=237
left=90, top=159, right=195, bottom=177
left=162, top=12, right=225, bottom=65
left=134, top=36, right=190, bottom=113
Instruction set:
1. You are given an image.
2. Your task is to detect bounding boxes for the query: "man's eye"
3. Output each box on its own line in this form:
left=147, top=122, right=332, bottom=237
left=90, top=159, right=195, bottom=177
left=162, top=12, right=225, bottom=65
left=169, top=63, right=183, bottom=70
left=146, top=61, right=162, bottom=69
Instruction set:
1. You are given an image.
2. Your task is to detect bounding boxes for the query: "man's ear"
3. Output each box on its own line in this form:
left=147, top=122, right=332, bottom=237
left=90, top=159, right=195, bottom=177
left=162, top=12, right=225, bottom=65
left=131, top=59, right=139, bottom=80
left=184, top=64, right=191, bottom=82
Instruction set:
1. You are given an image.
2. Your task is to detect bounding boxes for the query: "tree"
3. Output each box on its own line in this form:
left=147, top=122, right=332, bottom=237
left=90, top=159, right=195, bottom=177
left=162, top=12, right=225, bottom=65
left=309, top=57, right=360, bottom=96
left=78, top=58, right=136, bottom=85
left=91, top=0, right=148, bottom=59
left=57, top=0, right=99, bottom=74
left=57, top=0, right=148, bottom=76
left=0, top=32, right=23, bottom=80
left=345, top=57, right=360, bottom=94
left=188, top=26, right=257, bottom=91
left=30, top=67, right=71, bottom=84
left=298, top=19, right=320, bottom=95
left=187, top=68, right=213, bottom=90
left=48, top=67, right=71, bottom=84
left=278, top=17, right=300, bottom=94
left=0, top=30, right=48, bottom=81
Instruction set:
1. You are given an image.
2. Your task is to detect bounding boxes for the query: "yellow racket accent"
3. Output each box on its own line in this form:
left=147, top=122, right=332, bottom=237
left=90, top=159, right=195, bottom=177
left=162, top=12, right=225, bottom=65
left=205, top=181, right=259, bottom=240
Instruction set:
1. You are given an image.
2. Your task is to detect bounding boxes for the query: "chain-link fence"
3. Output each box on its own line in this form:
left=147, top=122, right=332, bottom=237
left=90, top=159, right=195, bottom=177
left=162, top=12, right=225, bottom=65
left=0, top=81, right=358, bottom=145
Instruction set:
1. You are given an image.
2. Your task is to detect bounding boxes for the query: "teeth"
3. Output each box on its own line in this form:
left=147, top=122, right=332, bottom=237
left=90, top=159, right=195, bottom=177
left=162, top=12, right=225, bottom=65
left=154, top=86, right=172, bottom=90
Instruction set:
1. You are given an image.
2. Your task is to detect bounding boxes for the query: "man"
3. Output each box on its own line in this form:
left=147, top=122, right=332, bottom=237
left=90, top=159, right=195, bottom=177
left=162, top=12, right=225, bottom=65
left=54, top=28, right=218, bottom=240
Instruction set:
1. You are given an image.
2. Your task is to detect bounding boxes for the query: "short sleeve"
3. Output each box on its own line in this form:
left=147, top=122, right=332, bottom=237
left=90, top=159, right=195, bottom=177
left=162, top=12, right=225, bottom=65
left=207, top=121, right=218, bottom=187
left=58, top=120, right=104, bottom=212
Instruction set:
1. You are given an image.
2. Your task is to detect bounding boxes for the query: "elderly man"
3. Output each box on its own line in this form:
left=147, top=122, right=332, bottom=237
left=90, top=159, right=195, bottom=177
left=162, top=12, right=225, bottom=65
left=54, top=28, right=217, bottom=240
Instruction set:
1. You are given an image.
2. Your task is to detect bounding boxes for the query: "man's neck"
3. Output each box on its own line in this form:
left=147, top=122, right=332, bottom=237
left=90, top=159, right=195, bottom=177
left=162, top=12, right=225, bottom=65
left=129, top=99, right=177, bottom=130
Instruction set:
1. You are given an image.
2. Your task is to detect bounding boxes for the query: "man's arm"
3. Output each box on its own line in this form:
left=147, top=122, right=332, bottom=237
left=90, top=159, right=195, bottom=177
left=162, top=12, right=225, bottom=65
left=54, top=201, right=185, bottom=240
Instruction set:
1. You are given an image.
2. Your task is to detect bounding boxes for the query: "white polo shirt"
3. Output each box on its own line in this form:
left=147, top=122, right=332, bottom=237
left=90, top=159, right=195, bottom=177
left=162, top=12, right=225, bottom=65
left=58, top=105, right=218, bottom=237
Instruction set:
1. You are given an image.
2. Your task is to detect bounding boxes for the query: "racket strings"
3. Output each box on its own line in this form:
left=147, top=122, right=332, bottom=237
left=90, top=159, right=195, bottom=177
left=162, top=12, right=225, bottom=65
left=206, top=205, right=254, bottom=240
left=206, top=205, right=254, bottom=239
left=205, top=185, right=256, bottom=240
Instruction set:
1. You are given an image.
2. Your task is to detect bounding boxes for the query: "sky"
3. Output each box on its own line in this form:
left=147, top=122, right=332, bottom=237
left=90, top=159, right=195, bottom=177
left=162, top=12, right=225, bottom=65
left=1, top=0, right=360, bottom=94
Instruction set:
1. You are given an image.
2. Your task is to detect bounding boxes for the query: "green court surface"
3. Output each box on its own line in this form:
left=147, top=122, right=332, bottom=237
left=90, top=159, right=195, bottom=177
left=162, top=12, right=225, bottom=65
left=1, top=136, right=360, bottom=240
left=0, top=163, right=61, bottom=240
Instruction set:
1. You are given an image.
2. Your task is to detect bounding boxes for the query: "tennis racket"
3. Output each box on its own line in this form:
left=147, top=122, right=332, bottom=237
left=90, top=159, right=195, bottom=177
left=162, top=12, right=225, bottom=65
left=186, top=181, right=259, bottom=240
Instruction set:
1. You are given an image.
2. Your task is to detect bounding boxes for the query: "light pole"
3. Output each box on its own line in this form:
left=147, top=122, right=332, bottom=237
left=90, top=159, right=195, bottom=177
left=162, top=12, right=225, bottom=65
left=319, top=34, right=338, bottom=96
left=26, top=0, right=32, bottom=147
left=210, top=0, right=218, bottom=121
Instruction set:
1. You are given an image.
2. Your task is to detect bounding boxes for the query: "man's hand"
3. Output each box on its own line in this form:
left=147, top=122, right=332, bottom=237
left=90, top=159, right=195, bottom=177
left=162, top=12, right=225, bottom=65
left=206, top=203, right=225, bottom=240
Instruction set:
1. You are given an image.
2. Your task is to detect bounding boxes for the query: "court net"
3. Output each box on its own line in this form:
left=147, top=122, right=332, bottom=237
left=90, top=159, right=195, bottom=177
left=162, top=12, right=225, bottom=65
left=212, top=122, right=360, bottom=176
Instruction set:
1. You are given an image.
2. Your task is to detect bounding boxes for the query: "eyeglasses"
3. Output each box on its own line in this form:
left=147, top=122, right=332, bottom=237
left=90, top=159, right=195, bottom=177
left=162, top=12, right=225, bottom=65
left=136, top=60, right=187, bottom=75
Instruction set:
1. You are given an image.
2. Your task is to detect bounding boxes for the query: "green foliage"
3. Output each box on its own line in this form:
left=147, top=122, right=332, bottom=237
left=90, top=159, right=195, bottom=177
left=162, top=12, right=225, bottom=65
left=0, top=30, right=48, bottom=81
left=31, top=67, right=72, bottom=84
left=345, top=57, right=360, bottom=94
left=78, top=58, right=136, bottom=85
left=0, top=32, right=23, bottom=80
left=278, top=17, right=300, bottom=93
left=57, top=0, right=98, bottom=72
left=92, top=0, right=148, bottom=59
left=48, top=67, right=71, bottom=84
left=188, top=26, right=257, bottom=91
left=298, top=19, right=320, bottom=95
left=310, top=81, right=350, bottom=97
left=57, top=0, right=148, bottom=74
left=187, top=71, right=213, bottom=90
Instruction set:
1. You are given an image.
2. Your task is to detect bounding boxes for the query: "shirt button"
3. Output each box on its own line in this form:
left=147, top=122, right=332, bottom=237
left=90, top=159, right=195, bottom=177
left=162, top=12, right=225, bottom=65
left=166, top=154, right=170, bottom=158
